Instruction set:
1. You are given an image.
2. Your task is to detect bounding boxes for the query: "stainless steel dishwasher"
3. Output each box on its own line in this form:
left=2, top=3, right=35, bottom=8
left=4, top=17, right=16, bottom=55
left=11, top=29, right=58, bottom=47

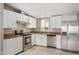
left=47, top=35, right=56, bottom=48
left=23, top=35, right=32, bottom=51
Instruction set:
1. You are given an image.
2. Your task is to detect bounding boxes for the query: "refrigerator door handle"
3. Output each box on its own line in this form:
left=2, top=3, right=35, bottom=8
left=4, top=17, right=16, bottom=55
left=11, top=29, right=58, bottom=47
left=62, top=32, right=67, bottom=36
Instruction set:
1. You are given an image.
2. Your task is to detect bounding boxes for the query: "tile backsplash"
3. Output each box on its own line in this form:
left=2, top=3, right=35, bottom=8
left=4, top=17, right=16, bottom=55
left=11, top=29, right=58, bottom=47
left=4, top=28, right=61, bottom=34
left=4, top=28, right=32, bottom=34
left=49, top=28, right=61, bottom=32
left=4, top=28, right=15, bottom=34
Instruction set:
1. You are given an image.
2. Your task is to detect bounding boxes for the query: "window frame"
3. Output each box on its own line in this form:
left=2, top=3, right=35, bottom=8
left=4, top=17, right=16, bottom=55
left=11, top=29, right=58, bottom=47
left=41, top=18, right=49, bottom=32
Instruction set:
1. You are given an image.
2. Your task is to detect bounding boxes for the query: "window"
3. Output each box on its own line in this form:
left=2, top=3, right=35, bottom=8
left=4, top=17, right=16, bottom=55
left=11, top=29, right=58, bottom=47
left=41, top=19, right=49, bottom=32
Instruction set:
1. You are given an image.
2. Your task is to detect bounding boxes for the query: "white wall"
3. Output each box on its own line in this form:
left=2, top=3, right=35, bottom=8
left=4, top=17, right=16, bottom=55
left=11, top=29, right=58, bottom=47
left=0, top=3, right=3, bottom=55
left=36, top=19, right=41, bottom=31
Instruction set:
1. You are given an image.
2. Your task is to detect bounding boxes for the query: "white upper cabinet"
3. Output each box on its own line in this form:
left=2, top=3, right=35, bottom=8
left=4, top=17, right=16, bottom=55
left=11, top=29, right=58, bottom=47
left=55, top=16, right=61, bottom=28
left=4, top=9, right=17, bottom=28
left=26, top=17, right=36, bottom=28
left=4, top=9, right=10, bottom=28
left=17, top=14, right=28, bottom=22
left=50, top=16, right=61, bottom=28
left=50, top=16, right=56, bottom=28
left=17, top=14, right=36, bottom=28
left=62, top=15, right=77, bottom=21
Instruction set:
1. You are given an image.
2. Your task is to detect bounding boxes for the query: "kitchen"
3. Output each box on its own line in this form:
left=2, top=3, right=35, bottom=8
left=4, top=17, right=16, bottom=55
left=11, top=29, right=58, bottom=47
left=1, top=3, right=79, bottom=55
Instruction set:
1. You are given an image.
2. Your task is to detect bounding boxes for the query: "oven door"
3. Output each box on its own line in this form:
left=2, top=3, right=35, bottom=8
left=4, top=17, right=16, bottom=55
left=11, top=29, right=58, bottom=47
left=24, top=36, right=31, bottom=45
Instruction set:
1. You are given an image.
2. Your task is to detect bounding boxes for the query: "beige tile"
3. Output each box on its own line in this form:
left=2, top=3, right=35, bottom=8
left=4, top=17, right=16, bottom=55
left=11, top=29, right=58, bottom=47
left=19, top=46, right=78, bottom=55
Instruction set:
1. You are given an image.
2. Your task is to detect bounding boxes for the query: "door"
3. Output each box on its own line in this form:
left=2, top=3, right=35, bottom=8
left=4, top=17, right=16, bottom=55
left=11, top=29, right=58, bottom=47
left=68, top=24, right=79, bottom=51
left=61, top=15, right=79, bottom=52
left=40, top=35, right=47, bottom=46
left=31, top=34, right=36, bottom=45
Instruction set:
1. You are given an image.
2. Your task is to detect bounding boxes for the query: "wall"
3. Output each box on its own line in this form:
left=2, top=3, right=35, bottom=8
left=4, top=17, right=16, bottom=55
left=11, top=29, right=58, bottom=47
left=17, top=23, right=31, bottom=33
left=4, top=28, right=14, bottom=34
left=36, top=19, right=41, bottom=31
left=36, top=19, right=61, bottom=32
left=4, top=17, right=61, bottom=34
left=4, top=25, right=32, bottom=34
left=49, top=28, right=61, bottom=32
left=4, top=28, right=32, bottom=34
left=0, top=3, right=3, bottom=55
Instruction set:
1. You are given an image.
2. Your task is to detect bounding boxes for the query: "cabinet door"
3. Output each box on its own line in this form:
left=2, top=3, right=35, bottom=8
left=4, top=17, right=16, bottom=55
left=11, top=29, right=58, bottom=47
left=26, top=17, right=31, bottom=28
left=16, top=37, right=23, bottom=53
left=62, top=15, right=77, bottom=21
left=27, top=17, right=36, bottom=28
left=32, top=18, right=36, bottom=28
left=55, top=16, right=61, bottom=28
left=50, top=17, right=56, bottom=28
left=4, top=9, right=17, bottom=28
left=61, top=35, right=68, bottom=50
left=35, top=34, right=41, bottom=45
left=17, top=14, right=22, bottom=21
left=56, top=35, right=61, bottom=49
left=9, top=11, right=17, bottom=28
left=17, top=14, right=28, bottom=22
left=4, top=38, right=17, bottom=55
left=4, top=10, right=10, bottom=28
left=36, top=34, right=47, bottom=46
left=50, top=16, right=61, bottom=28
left=31, top=34, right=36, bottom=45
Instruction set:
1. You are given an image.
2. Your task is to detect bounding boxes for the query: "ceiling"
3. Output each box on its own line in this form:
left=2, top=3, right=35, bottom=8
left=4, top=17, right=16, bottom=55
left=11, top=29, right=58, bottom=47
left=7, top=3, right=79, bottom=18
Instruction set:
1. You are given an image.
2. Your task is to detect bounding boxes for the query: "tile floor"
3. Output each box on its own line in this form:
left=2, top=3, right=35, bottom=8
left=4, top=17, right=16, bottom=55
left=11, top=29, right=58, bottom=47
left=19, top=46, right=79, bottom=55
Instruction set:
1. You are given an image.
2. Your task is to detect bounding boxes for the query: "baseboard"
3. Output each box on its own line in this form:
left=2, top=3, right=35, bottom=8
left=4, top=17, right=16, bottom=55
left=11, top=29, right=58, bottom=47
left=47, top=46, right=56, bottom=48
left=15, top=51, right=24, bottom=55
left=61, top=49, right=79, bottom=53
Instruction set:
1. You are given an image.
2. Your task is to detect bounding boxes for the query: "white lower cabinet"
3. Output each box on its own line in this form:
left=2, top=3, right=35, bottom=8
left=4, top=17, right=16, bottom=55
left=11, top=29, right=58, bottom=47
left=15, top=37, right=23, bottom=53
left=31, top=34, right=36, bottom=45
left=3, top=37, right=23, bottom=55
left=36, top=34, right=47, bottom=46
left=31, top=34, right=61, bottom=48
left=4, top=9, right=17, bottom=28
left=31, top=34, right=47, bottom=46
left=56, top=35, right=61, bottom=49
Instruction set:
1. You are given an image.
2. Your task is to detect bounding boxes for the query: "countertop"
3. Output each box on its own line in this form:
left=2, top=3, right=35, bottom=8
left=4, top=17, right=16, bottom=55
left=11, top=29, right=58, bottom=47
left=4, top=34, right=22, bottom=39
left=23, top=32, right=61, bottom=36
left=4, top=32, right=61, bottom=39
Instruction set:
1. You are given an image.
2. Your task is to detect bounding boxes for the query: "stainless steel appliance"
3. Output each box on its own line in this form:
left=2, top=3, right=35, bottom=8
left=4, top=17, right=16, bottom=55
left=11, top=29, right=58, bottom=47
left=61, top=19, right=79, bottom=52
left=24, top=35, right=31, bottom=45
left=23, top=35, right=32, bottom=51
left=14, top=30, right=23, bottom=35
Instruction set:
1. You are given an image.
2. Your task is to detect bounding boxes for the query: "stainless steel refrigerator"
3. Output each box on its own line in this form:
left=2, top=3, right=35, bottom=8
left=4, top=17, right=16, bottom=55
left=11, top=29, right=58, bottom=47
left=61, top=18, right=79, bottom=52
